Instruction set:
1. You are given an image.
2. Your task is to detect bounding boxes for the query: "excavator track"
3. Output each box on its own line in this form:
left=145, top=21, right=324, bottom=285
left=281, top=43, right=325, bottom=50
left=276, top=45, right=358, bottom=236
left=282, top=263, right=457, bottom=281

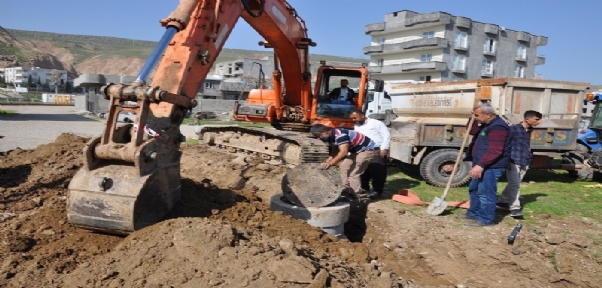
left=199, top=126, right=330, bottom=165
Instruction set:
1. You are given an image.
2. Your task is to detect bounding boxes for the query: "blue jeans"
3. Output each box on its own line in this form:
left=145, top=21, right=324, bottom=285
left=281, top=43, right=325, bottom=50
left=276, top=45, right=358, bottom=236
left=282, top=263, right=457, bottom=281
left=466, top=167, right=505, bottom=224
left=331, top=100, right=350, bottom=105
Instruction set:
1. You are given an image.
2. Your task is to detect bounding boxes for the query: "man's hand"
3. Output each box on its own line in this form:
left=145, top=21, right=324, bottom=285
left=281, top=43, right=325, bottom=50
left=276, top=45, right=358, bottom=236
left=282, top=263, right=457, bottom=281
left=469, top=165, right=484, bottom=179
left=320, top=162, right=331, bottom=170
left=379, top=150, right=388, bottom=158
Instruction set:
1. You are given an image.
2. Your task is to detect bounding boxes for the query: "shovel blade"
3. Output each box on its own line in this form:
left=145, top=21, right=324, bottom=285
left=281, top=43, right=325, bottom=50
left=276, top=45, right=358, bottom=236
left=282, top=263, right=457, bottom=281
left=426, top=197, right=448, bottom=215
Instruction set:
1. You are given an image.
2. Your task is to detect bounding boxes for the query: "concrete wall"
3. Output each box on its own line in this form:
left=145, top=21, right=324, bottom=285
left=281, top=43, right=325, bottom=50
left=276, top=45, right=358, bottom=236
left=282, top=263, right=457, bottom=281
left=193, top=98, right=241, bottom=119
left=74, top=93, right=241, bottom=120
left=73, top=94, right=88, bottom=112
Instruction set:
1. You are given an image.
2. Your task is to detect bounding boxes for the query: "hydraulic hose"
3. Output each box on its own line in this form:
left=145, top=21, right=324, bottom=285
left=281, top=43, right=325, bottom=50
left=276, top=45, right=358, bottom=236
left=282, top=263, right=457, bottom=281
left=241, top=0, right=265, bottom=17
left=134, top=26, right=179, bottom=84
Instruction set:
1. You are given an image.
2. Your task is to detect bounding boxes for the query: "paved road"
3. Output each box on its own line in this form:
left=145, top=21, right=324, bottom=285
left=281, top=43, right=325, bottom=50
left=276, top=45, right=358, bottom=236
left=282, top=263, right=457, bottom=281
left=0, top=106, right=200, bottom=152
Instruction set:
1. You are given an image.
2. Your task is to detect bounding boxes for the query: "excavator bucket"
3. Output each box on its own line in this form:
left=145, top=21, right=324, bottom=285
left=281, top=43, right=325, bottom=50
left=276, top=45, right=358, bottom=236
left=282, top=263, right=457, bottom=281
left=67, top=164, right=180, bottom=234
left=67, top=133, right=182, bottom=234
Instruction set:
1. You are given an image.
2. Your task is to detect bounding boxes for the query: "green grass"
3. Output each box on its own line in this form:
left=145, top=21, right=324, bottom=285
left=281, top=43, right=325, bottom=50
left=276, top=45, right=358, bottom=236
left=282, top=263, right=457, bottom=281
left=382, top=167, right=602, bottom=224
left=0, top=109, right=17, bottom=116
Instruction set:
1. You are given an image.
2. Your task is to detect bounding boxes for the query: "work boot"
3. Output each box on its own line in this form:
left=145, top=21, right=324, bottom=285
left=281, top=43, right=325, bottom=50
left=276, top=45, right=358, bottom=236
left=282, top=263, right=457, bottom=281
left=455, top=214, right=474, bottom=220
left=357, top=188, right=370, bottom=195
left=464, top=219, right=495, bottom=227
left=510, top=210, right=524, bottom=219
left=368, top=191, right=381, bottom=200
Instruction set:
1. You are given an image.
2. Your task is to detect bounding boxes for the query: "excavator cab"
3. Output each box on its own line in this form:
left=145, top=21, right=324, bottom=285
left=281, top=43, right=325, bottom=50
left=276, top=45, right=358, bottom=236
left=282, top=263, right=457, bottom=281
left=312, top=64, right=369, bottom=128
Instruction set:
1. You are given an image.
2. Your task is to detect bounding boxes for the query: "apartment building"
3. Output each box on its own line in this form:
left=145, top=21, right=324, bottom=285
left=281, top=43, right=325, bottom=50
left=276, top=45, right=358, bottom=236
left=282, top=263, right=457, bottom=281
left=3, top=66, right=68, bottom=86
left=364, top=10, right=547, bottom=83
left=214, top=55, right=274, bottom=99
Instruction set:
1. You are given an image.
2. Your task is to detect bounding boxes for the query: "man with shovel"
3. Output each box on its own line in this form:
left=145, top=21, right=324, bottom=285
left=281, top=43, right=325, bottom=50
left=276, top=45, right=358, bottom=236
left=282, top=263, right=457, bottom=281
left=461, top=103, right=512, bottom=227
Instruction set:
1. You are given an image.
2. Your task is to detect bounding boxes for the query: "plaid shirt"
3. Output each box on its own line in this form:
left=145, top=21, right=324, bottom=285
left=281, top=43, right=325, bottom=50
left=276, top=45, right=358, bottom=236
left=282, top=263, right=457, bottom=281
left=508, top=123, right=533, bottom=165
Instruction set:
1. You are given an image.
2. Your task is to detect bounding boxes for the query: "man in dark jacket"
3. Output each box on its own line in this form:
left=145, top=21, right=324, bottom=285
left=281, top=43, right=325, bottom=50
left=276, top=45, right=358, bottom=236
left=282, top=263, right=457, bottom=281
left=329, top=79, right=355, bottom=104
left=497, top=110, right=542, bottom=218
left=460, top=103, right=511, bottom=226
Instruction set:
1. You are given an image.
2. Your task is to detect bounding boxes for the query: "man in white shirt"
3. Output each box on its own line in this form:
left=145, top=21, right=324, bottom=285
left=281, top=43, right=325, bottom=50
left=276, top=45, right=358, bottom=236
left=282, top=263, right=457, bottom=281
left=349, top=108, right=391, bottom=199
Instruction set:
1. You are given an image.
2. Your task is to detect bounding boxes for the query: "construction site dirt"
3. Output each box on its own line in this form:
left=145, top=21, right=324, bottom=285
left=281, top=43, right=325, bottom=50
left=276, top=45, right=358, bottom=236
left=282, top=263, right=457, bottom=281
left=1, top=112, right=601, bottom=287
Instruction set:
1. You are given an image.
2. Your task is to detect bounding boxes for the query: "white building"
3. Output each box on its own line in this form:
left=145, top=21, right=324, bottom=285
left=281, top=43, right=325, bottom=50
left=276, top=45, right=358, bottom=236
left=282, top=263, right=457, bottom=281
left=3, top=67, right=68, bottom=86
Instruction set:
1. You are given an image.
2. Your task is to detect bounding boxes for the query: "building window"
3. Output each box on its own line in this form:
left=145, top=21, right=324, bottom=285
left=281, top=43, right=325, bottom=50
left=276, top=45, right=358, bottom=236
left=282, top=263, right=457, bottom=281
left=205, top=82, right=213, bottom=89
left=376, top=58, right=384, bottom=66
left=453, top=55, right=466, bottom=70
left=455, top=32, right=468, bottom=48
left=483, top=37, right=496, bottom=54
left=516, top=44, right=527, bottom=59
left=376, top=38, right=386, bottom=45
left=420, top=54, right=432, bottom=62
left=482, top=59, right=494, bottom=74
left=422, top=31, right=435, bottom=38
left=514, top=65, right=525, bottom=78
left=419, top=76, right=432, bottom=82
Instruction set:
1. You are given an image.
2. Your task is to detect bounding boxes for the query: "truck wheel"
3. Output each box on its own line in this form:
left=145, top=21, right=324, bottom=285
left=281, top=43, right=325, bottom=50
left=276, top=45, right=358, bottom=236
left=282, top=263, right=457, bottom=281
left=563, top=151, right=593, bottom=181
left=419, top=149, right=471, bottom=188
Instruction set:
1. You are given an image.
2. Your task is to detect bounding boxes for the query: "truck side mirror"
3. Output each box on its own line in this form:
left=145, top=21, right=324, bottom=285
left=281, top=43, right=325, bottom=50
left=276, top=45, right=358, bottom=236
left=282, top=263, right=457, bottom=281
left=374, top=80, right=385, bottom=92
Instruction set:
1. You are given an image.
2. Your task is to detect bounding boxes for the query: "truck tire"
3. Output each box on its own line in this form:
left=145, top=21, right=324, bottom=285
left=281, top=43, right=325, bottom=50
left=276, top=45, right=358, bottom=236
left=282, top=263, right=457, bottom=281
left=563, top=147, right=593, bottom=181
left=419, top=149, right=471, bottom=188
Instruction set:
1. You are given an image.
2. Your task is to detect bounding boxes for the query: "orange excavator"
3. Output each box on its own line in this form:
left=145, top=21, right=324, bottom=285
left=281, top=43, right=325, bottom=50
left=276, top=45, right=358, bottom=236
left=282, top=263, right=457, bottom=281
left=67, top=0, right=372, bottom=234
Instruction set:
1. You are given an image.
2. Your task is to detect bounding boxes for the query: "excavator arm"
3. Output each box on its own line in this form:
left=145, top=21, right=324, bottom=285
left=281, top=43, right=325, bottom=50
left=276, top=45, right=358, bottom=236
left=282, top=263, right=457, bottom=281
left=67, top=0, right=315, bottom=234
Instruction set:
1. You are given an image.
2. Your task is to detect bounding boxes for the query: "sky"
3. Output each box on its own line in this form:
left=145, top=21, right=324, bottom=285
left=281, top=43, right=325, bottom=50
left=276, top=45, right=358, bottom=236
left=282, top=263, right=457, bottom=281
left=1, top=0, right=601, bottom=84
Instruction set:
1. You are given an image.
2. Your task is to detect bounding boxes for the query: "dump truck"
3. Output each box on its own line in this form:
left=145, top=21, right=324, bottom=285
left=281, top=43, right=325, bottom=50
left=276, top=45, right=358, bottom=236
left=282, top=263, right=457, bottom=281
left=383, top=78, right=589, bottom=187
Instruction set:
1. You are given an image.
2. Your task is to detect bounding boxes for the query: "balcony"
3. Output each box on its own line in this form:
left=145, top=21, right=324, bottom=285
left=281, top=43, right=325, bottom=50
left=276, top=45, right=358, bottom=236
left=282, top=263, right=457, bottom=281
left=483, top=49, right=496, bottom=57
left=365, top=22, right=385, bottom=34
left=517, top=31, right=531, bottom=42
left=403, top=37, right=448, bottom=50
left=484, top=24, right=499, bottom=35
left=405, top=12, right=451, bottom=27
left=364, top=38, right=448, bottom=55
left=453, top=43, right=469, bottom=51
left=368, top=61, right=446, bottom=74
left=535, top=55, right=546, bottom=65
left=455, top=16, right=471, bottom=29
left=535, top=36, right=548, bottom=46
left=451, top=66, right=466, bottom=74
left=363, top=44, right=384, bottom=54
left=481, top=70, right=494, bottom=78
left=515, top=55, right=527, bottom=62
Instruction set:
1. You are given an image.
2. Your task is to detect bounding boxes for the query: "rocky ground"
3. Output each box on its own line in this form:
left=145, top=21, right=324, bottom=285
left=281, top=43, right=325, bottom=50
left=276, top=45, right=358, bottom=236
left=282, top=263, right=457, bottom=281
left=0, top=130, right=601, bottom=287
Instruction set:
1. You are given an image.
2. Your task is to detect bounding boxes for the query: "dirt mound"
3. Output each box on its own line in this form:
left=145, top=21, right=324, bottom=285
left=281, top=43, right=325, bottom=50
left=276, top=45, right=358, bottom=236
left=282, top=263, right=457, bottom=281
left=1, top=134, right=601, bottom=287
left=0, top=134, right=122, bottom=288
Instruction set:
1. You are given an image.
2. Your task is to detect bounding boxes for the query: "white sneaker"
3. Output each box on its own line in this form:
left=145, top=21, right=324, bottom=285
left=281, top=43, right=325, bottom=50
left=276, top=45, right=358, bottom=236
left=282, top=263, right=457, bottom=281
left=510, top=210, right=524, bottom=218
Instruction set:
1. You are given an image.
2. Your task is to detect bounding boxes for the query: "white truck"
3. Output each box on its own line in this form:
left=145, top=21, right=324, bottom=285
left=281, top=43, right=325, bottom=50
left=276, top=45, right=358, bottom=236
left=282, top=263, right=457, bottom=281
left=370, top=78, right=589, bottom=187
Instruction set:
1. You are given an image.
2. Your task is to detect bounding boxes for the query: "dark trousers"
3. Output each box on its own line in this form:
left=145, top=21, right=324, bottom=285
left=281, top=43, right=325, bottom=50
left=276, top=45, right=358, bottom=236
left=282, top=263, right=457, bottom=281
left=360, top=158, right=387, bottom=194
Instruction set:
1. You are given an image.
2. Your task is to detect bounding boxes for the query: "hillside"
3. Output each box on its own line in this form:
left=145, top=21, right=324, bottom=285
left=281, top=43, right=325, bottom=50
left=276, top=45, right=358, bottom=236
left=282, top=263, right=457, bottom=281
left=0, top=27, right=77, bottom=76
left=2, top=28, right=367, bottom=79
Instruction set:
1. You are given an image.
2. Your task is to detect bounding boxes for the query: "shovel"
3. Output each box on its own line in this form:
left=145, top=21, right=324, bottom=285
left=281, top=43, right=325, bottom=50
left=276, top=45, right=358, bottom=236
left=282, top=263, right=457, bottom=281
left=426, top=116, right=475, bottom=215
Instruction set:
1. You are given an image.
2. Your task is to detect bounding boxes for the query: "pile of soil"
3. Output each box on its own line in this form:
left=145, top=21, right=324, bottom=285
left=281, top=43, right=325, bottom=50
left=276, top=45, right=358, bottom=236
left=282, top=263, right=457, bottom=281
left=1, top=134, right=601, bottom=287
